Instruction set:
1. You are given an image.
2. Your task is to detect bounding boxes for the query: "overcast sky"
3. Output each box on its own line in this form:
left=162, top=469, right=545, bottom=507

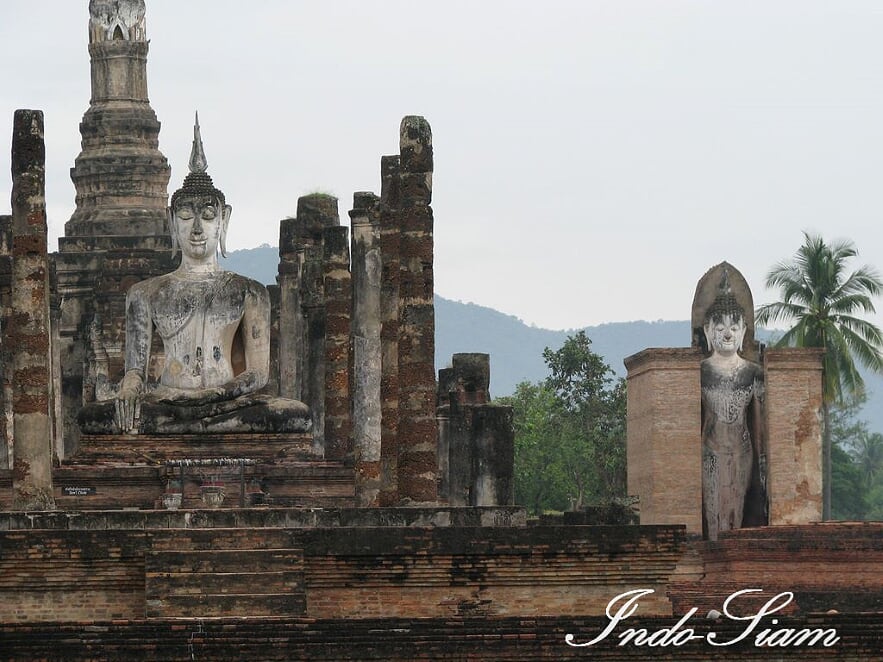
left=2, top=1, right=883, bottom=331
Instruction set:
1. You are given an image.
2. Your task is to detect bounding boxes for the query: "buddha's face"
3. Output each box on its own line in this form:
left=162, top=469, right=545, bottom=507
left=704, top=312, right=745, bottom=357
left=172, top=195, right=229, bottom=260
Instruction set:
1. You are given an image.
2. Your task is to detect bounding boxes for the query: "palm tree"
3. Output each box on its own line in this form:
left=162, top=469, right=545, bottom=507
left=853, top=432, right=883, bottom=490
left=755, top=231, right=883, bottom=520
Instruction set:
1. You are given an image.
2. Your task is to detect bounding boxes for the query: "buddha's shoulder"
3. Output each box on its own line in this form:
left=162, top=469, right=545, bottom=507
left=126, top=272, right=175, bottom=298
left=221, top=270, right=268, bottom=296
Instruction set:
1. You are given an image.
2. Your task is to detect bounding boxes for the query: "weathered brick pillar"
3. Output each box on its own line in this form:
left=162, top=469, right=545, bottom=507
left=8, top=110, right=55, bottom=510
left=378, top=155, right=401, bottom=505
left=0, top=215, right=12, bottom=469
left=277, top=218, right=304, bottom=400
left=350, top=192, right=382, bottom=506
left=322, top=225, right=352, bottom=462
left=266, top=283, right=281, bottom=395
left=764, top=347, right=824, bottom=524
left=436, top=367, right=456, bottom=502
left=396, top=116, right=437, bottom=503
left=625, top=348, right=702, bottom=534
left=294, top=194, right=340, bottom=456
left=302, top=251, right=325, bottom=455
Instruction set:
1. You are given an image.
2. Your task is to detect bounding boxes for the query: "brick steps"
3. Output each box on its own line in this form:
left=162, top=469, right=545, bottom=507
left=147, top=549, right=303, bottom=573
left=146, top=527, right=297, bottom=550
left=147, top=592, right=306, bottom=618
left=144, top=529, right=306, bottom=619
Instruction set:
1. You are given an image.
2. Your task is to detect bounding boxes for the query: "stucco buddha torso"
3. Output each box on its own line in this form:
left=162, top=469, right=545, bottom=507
left=79, top=115, right=309, bottom=435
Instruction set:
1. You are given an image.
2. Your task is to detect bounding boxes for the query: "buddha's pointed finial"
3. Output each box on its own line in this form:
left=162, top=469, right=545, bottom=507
left=189, top=111, right=208, bottom=174
left=170, top=112, right=226, bottom=213
left=718, top=267, right=732, bottom=296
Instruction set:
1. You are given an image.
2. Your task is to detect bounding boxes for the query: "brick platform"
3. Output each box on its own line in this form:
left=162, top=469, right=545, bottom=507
left=0, top=518, right=880, bottom=659
left=0, top=613, right=879, bottom=660
left=73, top=432, right=316, bottom=463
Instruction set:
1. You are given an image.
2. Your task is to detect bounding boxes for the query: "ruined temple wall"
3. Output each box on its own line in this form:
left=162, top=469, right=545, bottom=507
left=625, top=348, right=703, bottom=534
left=275, top=194, right=341, bottom=456
left=0, top=520, right=684, bottom=622
left=764, top=347, right=824, bottom=525
left=271, top=118, right=439, bottom=503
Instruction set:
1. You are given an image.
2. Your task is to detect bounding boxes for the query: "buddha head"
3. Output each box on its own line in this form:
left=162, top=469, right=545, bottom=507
left=703, top=269, right=746, bottom=357
left=168, top=113, right=232, bottom=261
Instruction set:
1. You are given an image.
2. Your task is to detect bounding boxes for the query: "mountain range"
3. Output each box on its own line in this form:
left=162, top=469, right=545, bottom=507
left=226, top=245, right=883, bottom=433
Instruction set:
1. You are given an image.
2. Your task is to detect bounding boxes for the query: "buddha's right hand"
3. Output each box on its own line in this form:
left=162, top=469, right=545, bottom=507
left=115, top=371, right=144, bottom=433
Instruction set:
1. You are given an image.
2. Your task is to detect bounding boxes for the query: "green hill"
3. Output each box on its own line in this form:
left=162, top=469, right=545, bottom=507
left=224, top=246, right=883, bottom=431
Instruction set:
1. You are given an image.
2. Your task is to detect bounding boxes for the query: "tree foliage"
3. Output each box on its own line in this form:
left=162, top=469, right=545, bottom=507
left=827, top=395, right=883, bottom=520
left=756, top=231, right=883, bottom=402
left=498, top=331, right=626, bottom=514
left=755, top=231, right=883, bottom=519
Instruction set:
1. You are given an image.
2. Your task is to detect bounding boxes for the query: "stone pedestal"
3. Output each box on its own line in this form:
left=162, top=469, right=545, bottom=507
left=625, top=348, right=703, bottom=534
left=50, top=432, right=354, bottom=510
left=764, top=347, right=824, bottom=524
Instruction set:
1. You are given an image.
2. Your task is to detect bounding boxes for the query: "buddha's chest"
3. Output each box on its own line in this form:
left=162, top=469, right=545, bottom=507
left=150, top=279, right=245, bottom=344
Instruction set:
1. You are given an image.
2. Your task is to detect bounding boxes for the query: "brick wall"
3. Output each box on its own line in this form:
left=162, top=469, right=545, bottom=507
left=625, top=348, right=703, bottom=533
left=0, top=613, right=879, bottom=660
left=0, top=530, right=145, bottom=621
left=0, top=520, right=684, bottom=623
left=299, top=525, right=683, bottom=618
left=764, top=348, right=824, bottom=524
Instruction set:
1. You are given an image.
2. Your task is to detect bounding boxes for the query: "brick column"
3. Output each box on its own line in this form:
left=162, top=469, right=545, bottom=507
left=350, top=192, right=382, bottom=506
left=0, top=215, right=12, bottom=469
left=764, top=347, right=824, bottom=525
left=277, top=218, right=304, bottom=400
left=322, top=225, right=352, bottom=462
left=378, top=155, right=401, bottom=505
left=8, top=110, right=55, bottom=510
left=396, top=116, right=437, bottom=503
left=302, top=251, right=325, bottom=454
left=292, top=194, right=340, bottom=455
left=625, top=348, right=702, bottom=534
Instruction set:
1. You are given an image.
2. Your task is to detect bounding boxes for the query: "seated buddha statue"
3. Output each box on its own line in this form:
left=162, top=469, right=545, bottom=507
left=79, top=115, right=310, bottom=435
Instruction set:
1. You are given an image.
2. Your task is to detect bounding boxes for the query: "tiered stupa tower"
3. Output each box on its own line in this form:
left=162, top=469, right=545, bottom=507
left=63, top=0, right=170, bottom=246
left=52, top=0, right=174, bottom=456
